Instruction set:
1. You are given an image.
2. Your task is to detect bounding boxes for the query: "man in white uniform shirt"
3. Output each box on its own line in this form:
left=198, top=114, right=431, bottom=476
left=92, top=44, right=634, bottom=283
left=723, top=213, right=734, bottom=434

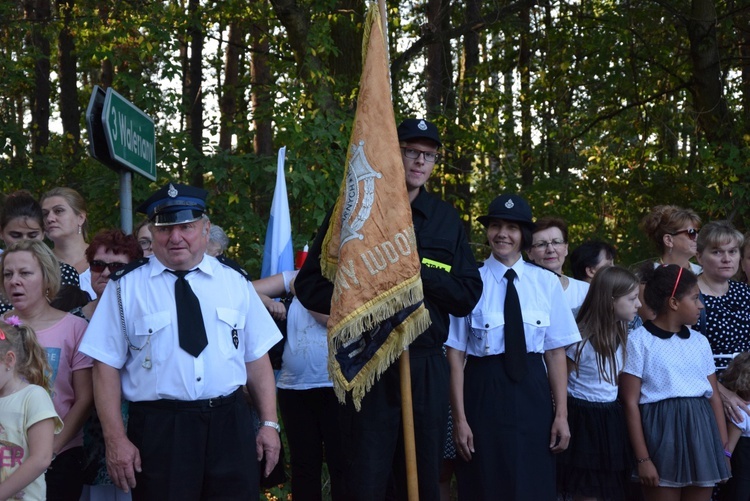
left=80, top=182, right=282, bottom=499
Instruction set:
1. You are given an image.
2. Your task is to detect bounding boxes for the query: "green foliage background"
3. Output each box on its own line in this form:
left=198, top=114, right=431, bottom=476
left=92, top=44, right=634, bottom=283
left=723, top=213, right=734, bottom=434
left=0, top=0, right=749, bottom=279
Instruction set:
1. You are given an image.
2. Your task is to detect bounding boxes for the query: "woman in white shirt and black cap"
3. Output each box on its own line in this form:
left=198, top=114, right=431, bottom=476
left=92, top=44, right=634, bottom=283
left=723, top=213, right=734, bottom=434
left=446, top=193, right=581, bottom=500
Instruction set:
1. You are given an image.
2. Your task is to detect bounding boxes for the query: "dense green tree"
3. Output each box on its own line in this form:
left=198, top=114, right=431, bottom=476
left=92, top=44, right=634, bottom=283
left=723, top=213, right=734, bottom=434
left=0, top=0, right=748, bottom=280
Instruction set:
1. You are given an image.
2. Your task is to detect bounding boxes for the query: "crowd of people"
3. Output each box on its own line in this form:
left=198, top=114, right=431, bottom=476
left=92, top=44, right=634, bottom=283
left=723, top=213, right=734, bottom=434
left=0, top=118, right=748, bottom=501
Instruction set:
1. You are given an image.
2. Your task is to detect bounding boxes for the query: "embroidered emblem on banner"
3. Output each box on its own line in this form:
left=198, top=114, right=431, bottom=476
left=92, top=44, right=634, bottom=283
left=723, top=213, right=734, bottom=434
left=340, top=140, right=382, bottom=247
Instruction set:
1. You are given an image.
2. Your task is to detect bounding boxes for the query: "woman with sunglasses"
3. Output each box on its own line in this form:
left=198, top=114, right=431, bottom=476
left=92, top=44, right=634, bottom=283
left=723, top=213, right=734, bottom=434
left=640, top=205, right=702, bottom=274
left=0, top=240, right=93, bottom=500
left=78, top=229, right=143, bottom=322
left=77, top=229, right=141, bottom=501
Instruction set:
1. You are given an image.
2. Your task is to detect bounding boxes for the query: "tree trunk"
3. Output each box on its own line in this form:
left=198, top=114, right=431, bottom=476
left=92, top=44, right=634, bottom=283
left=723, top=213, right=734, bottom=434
left=269, top=0, right=337, bottom=114
left=25, top=0, right=51, bottom=155
left=57, top=0, right=80, bottom=152
left=251, top=15, right=273, bottom=156
left=186, top=0, right=204, bottom=187
left=519, top=7, right=533, bottom=187
left=688, top=0, right=733, bottom=143
left=450, top=0, right=481, bottom=234
left=219, top=20, right=242, bottom=152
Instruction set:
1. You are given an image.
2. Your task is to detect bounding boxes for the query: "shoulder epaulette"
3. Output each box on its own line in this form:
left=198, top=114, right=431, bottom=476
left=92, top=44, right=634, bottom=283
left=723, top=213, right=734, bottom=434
left=111, top=257, right=150, bottom=281
left=216, top=255, right=252, bottom=282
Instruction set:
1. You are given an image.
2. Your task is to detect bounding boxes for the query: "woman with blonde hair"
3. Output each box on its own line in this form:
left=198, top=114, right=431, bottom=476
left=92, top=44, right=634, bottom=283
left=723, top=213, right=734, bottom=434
left=0, top=240, right=93, bottom=500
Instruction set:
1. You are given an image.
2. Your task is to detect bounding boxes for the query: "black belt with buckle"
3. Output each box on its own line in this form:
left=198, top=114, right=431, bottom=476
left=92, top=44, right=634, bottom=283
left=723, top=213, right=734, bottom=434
left=131, top=388, right=241, bottom=410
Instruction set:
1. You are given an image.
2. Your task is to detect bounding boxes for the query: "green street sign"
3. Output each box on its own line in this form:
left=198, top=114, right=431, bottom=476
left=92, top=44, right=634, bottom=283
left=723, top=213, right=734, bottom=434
left=102, top=88, right=156, bottom=180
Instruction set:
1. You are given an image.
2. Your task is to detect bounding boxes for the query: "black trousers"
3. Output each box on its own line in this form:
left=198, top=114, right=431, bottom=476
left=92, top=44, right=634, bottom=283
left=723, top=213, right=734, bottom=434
left=340, top=350, right=449, bottom=501
left=278, top=387, right=345, bottom=501
left=127, top=389, right=258, bottom=501
left=46, top=446, right=85, bottom=501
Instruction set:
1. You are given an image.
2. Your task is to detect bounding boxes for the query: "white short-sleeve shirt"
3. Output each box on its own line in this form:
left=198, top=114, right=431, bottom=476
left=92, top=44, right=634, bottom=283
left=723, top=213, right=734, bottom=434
left=566, top=341, right=622, bottom=402
left=80, top=255, right=282, bottom=402
left=564, top=277, right=589, bottom=312
left=623, top=322, right=715, bottom=404
left=446, top=255, right=581, bottom=356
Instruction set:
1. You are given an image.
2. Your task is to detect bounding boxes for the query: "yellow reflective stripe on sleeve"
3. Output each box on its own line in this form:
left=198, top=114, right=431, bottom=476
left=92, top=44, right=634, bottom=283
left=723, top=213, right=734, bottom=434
left=421, top=258, right=451, bottom=272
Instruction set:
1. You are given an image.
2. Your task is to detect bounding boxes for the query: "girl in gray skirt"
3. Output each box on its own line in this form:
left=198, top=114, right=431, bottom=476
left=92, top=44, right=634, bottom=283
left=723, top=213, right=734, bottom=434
left=621, top=264, right=730, bottom=500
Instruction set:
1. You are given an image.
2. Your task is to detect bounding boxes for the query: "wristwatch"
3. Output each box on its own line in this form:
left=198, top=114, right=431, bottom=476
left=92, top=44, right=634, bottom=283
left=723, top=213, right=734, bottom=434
left=261, top=420, right=281, bottom=433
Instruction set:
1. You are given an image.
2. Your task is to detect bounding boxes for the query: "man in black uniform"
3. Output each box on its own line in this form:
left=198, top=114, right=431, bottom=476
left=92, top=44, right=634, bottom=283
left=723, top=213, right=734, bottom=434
left=295, top=118, right=482, bottom=500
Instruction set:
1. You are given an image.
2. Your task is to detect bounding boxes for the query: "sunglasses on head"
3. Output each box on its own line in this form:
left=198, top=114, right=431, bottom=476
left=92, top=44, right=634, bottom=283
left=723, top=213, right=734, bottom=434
left=90, top=260, right=127, bottom=274
left=670, top=228, right=699, bottom=241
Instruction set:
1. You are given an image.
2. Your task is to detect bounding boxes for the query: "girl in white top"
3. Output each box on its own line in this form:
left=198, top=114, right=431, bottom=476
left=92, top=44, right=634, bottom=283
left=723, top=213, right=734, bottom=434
left=621, top=264, right=729, bottom=500
left=0, top=317, right=63, bottom=501
left=557, top=266, right=641, bottom=501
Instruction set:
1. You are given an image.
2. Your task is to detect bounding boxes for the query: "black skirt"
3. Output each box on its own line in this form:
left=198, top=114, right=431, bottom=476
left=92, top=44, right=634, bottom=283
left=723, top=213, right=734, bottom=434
left=455, top=353, right=556, bottom=500
left=557, top=396, right=632, bottom=500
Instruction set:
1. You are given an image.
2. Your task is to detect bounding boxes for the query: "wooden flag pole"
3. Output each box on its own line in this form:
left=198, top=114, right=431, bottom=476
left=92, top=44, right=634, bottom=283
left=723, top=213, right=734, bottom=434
left=399, top=350, right=419, bottom=501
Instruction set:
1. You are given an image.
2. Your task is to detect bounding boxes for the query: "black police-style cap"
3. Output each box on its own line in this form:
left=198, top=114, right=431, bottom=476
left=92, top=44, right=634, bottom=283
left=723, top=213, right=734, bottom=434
left=477, top=194, right=535, bottom=229
left=397, top=118, right=442, bottom=147
left=136, top=182, right=208, bottom=226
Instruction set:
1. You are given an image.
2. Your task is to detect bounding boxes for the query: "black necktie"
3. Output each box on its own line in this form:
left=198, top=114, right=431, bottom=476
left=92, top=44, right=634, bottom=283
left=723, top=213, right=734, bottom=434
left=169, top=269, right=208, bottom=357
left=504, top=268, right=527, bottom=381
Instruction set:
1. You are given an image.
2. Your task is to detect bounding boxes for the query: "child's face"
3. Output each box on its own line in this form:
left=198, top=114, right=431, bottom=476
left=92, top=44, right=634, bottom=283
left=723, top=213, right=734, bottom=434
left=673, top=283, right=703, bottom=326
left=613, top=287, right=641, bottom=323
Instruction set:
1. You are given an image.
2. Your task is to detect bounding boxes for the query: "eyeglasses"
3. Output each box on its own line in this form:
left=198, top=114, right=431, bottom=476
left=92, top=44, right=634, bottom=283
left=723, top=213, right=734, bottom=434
left=670, top=228, right=699, bottom=241
left=138, top=238, right=152, bottom=250
left=401, top=147, right=440, bottom=163
left=90, top=260, right=127, bottom=274
left=530, top=239, right=566, bottom=250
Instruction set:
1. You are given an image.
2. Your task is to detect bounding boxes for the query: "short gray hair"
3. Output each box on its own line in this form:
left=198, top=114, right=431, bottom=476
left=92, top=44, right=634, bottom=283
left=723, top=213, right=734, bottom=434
left=209, top=225, right=230, bottom=253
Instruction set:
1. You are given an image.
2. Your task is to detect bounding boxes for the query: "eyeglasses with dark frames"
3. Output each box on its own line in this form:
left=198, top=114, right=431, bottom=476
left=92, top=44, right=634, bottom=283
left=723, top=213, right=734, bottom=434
left=530, top=239, right=567, bottom=250
left=90, top=260, right=127, bottom=274
left=401, top=147, right=440, bottom=163
left=138, top=238, right=152, bottom=250
left=670, top=228, right=699, bottom=241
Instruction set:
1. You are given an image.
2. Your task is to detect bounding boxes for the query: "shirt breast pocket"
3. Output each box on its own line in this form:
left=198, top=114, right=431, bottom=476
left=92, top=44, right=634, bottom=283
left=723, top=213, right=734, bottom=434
left=216, top=307, right=246, bottom=355
left=469, top=311, right=504, bottom=343
left=133, top=311, right=170, bottom=350
left=522, top=309, right=550, bottom=351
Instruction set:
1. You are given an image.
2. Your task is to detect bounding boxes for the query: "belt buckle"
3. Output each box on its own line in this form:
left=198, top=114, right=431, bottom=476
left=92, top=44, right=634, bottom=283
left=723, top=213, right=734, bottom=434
left=208, top=397, right=216, bottom=408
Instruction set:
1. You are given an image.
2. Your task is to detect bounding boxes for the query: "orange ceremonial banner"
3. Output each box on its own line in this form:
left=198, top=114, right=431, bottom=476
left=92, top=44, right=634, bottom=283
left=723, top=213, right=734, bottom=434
left=321, top=4, right=431, bottom=410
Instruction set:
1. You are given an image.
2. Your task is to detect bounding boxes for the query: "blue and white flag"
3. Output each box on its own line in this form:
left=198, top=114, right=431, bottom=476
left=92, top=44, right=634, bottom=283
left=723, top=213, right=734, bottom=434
left=261, top=146, right=294, bottom=278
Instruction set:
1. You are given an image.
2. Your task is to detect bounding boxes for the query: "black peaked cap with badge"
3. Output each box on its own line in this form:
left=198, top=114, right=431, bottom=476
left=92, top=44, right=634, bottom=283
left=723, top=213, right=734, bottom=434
left=136, top=182, right=208, bottom=226
left=397, top=118, right=442, bottom=147
left=477, top=194, right=535, bottom=230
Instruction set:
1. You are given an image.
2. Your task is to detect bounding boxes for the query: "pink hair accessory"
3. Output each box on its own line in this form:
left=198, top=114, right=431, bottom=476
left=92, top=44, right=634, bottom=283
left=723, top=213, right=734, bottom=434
left=5, top=316, right=21, bottom=327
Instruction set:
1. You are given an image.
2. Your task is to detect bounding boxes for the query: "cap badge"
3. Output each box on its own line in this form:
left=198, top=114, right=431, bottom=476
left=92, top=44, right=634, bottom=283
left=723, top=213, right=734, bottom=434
left=167, top=184, right=178, bottom=198
left=505, top=199, right=515, bottom=209
left=417, top=120, right=428, bottom=131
